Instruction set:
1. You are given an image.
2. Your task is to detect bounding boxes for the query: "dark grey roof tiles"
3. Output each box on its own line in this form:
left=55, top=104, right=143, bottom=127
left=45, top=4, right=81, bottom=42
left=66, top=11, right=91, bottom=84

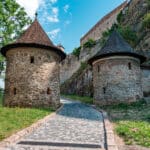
left=88, top=30, right=146, bottom=64
left=98, top=31, right=134, bottom=55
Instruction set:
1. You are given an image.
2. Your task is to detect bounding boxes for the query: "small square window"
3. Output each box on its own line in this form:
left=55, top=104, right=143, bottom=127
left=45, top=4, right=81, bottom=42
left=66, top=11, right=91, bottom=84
left=128, top=62, right=131, bottom=70
left=30, top=56, right=34, bottom=63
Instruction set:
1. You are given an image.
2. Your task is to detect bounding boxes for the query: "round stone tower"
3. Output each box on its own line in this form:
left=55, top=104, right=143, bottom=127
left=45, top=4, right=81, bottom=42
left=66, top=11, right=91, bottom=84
left=89, top=31, right=145, bottom=105
left=1, top=18, right=66, bottom=108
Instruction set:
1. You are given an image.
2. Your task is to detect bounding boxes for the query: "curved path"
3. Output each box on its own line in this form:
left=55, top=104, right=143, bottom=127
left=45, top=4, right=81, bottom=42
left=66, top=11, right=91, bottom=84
left=9, top=98, right=105, bottom=150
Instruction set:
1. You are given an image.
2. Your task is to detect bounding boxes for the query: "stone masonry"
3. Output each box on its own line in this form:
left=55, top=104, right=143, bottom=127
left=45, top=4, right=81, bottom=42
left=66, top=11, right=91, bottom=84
left=1, top=18, right=66, bottom=108
left=93, top=56, right=143, bottom=105
left=4, top=48, right=61, bottom=108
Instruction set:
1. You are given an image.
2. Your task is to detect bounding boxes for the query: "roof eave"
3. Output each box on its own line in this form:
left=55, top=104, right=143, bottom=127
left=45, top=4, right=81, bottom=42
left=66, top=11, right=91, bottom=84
left=1, top=43, right=66, bottom=61
left=88, top=52, right=146, bottom=65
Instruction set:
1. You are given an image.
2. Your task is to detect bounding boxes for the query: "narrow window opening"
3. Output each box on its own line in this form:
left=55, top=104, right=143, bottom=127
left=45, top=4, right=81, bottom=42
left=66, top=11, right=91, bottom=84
left=14, top=88, right=16, bottom=95
left=103, top=87, right=106, bottom=94
left=128, top=62, right=131, bottom=70
left=30, top=56, right=34, bottom=63
left=98, top=65, right=100, bottom=72
left=47, top=88, right=51, bottom=95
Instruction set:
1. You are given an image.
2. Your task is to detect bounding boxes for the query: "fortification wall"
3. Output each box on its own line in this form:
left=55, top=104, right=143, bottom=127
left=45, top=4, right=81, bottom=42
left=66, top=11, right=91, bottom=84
left=80, top=1, right=128, bottom=45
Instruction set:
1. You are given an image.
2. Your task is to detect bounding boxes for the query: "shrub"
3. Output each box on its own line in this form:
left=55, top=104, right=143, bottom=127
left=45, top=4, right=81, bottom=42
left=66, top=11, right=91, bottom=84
left=72, top=46, right=81, bottom=58
left=143, top=13, right=150, bottom=29
left=147, top=0, right=150, bottom=8
left=83, top=39, right=96, bottom=48
left=117, top=11, right=123, bottom=24
left=117, top=25, right=138, bottom=47
left=80, top=62, right=88, bottom=70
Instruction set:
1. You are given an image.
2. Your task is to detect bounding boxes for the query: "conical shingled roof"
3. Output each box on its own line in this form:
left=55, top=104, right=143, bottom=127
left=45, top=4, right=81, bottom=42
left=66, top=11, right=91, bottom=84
left=88, top=31, right=145, bottom=64
left=1, top=19, right=66, bottom=60
left=15, top=18, right=54, bottom=46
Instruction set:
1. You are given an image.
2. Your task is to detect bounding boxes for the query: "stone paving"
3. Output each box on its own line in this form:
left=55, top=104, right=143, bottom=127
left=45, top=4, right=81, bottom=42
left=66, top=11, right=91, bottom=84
left=7, top=99, right=105, bottom=150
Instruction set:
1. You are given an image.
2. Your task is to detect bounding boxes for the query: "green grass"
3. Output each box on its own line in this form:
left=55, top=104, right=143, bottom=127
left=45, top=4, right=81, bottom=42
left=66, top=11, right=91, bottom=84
left=0, top=92, right=54, bottom=141
left=102, top=100, right=150, bottom=147
left=61, top=94, right=93, bottom=104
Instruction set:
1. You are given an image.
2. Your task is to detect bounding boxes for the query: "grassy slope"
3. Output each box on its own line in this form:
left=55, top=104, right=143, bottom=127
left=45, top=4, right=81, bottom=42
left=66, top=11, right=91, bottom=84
left=0, top=95, right=54, bottom=141
left=102, top=100, right=150, bottom=147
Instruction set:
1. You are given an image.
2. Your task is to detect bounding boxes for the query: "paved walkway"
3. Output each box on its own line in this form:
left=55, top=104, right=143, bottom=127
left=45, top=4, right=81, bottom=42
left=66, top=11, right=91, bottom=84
left=8, top=99, right=105, bottom=150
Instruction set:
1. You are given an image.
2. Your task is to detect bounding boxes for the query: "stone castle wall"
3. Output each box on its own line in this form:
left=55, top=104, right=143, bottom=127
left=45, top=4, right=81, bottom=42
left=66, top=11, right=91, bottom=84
left=80, top=1, right=128, bottom=45
left=61, top=65, right=93, bottom=97
left=4, top=47, right=61, bottom=108
left=60, top=54, right=80, bottom=84
left=93, top=56, right=143, bottom=105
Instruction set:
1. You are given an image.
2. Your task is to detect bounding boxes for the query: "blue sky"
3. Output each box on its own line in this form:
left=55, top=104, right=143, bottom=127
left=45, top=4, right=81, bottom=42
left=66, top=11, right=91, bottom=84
left=16, top=0, right=125, bottom=53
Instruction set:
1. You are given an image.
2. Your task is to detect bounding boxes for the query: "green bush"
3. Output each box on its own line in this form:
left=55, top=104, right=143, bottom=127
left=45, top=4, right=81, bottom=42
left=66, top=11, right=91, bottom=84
left=83, top=39, right=96, bottom=48
left=117, top=11, right=123, bottom=24
left=72, top=46, right=81, bottom=58
left=143, top=13, right=150, bottom=29
left=117, top=25, right=138, bottom=47
left=80, top=62, right=88, bottom=70
left=147, top=0, right=150, bottom=8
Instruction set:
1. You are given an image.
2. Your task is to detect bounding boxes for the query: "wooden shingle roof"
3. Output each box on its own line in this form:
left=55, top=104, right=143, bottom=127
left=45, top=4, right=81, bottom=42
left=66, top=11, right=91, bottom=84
left=15, top=18, right=54, bottom=46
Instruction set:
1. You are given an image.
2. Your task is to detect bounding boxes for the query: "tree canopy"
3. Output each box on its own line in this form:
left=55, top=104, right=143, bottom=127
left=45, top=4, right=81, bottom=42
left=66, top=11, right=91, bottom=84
left=0, top=0, right=32, bottom=72
left=0, top=0, right=32, bottom=47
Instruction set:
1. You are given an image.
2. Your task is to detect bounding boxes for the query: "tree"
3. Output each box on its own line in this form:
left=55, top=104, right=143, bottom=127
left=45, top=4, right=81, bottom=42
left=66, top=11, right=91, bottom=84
left=0, top=0, right=32, bottom=73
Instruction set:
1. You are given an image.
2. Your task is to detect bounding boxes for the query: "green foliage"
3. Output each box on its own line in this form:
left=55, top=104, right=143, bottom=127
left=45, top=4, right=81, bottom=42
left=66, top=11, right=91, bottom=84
left=147, top=0, right=150, bottom=8
left=117, top=25, right=138, bottom=47
left=100, top=24, right=118, bottom=46
left=143, top=13, right=150, bottom=29
left=83, top=38, right=96, bottom=48
left=80, top=62, right=88, bottom=70
left=0, top=0, right=32, bottom=73
left=62, top=94, right=93, bottom=104
left=102, top=99, right=150, bottom=147
left=0, top=106, right=54, bottom=141
left=0, top=0, right=32, bottom=47
left=116, top=121, right=150, bottom=147
left=117, top=11, right=123, bottom=24
left=72, top=46, right=81, bottom=57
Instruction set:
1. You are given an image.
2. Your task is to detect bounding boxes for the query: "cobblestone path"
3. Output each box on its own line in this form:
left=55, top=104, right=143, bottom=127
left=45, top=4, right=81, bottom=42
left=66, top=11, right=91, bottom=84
left=8, top=99, right=105, bottom=150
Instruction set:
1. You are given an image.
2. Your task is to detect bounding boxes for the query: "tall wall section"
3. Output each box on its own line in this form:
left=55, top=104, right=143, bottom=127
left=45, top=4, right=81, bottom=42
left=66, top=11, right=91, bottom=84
left=80, top=1, right=128, bottom=45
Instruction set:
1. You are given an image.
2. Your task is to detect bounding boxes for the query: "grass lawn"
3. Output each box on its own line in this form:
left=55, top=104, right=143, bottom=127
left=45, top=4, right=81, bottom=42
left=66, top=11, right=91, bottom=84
left=0, top=93, right=54, bottom=141
left=102, top=100, right=150, bottom=147
left=61, top=94, right=93, bottom=104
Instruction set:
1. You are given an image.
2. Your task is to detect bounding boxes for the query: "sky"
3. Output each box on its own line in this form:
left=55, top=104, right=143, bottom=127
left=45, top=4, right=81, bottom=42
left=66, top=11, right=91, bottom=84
left=16, top=0, right=126, bottom=54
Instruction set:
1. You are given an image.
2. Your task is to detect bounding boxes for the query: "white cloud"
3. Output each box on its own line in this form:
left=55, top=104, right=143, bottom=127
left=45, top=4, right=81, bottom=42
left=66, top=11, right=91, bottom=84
left=65, top=20, right=71, bottom=25
left=52, top=7, right=58, bottom=15
left=47, top=7, right=59, bottom=22
left=50, top=0, right=57, bottom=4
left=48, top=28, right=60, bottom=39
left=63, top=4, right=69, bottom=13
left=16, top=0, right=42, bottom=18
left=47, top=16, right=59, bottom=22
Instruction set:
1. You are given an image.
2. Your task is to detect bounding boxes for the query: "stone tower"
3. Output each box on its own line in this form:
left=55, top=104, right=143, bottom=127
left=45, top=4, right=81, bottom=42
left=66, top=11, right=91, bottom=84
left=1, top=18, right=66, bottom=108
left=89, top=31, right=145, bottom=105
